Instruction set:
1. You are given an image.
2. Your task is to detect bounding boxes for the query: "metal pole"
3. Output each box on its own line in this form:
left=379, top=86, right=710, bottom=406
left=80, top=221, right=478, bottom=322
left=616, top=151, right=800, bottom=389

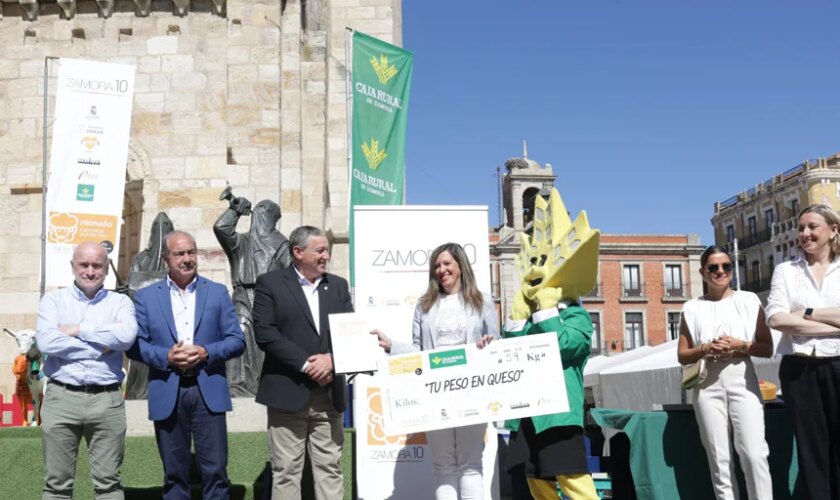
left=496, top=166, right=502, bottom=227
left=40, top=57, right=58, bottom=298
left=733, top=238, right=741, bottom=290
left=344, top=28, right=357, bottom=429
left=345, top=27, right=353, bottom=216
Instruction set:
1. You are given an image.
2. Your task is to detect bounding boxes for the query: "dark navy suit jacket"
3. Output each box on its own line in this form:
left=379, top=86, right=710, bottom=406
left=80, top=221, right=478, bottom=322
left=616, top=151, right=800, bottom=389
left=128, top=275, right=245, bottom=421
left=253, top=267, right=353, bottom=412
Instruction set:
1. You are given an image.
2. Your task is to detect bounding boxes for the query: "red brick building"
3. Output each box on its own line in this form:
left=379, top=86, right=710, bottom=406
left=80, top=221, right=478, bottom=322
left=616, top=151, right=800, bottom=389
left=582, top=234, right=704, bottom=354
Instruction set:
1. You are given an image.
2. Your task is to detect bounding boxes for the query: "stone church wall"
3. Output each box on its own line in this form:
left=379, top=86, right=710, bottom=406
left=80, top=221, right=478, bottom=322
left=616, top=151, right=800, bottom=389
left=0, top=0, right=401, bottom=407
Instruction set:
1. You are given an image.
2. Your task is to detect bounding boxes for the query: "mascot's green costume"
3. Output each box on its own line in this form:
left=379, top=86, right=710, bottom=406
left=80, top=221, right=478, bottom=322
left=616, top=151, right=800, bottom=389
left=503, top=188, right=601, bottom=500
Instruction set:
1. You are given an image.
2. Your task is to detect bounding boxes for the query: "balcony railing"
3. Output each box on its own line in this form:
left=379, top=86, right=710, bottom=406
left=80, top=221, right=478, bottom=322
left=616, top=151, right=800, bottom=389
left=583, top=282, right=603, bottom=299
left=771, top=216, right=798, bottom=238
left=663, top=284, right=687, bottom=299
left=714, top=160, right=810, bottom=214
left=597, top=339, right=648, bottom=353
left=740, top=228, right=772, bottom=249
left=621, top=339, right=645, bottom=351
left=622, top=284, right=646, bottom=299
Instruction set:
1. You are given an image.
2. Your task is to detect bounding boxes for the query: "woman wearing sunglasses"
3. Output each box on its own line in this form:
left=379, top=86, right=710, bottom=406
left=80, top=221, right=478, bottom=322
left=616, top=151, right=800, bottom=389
left=766, top=204, right=840, bottom=499
left=677, top=245, right=774, bottom=499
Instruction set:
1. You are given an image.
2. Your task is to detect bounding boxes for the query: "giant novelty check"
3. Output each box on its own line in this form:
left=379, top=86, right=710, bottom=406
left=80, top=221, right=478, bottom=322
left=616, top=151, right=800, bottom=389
left=380, top=332, right=569, bottom=434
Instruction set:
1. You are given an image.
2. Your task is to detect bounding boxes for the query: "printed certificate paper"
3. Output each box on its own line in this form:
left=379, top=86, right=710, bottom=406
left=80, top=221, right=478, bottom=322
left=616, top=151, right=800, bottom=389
left=329, top=312, right=382, bottom=374
left=380, top=333, right=569, bottom=434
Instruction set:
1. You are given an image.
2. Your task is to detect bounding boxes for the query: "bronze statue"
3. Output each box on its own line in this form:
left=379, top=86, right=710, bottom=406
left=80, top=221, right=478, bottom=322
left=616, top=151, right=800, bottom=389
left=124, top=212, right=174, bottom=399
left=214, top=187, right=291, bottom=396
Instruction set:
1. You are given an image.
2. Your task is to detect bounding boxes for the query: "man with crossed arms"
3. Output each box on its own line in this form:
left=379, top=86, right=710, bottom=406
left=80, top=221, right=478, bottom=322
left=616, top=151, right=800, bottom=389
left=36, top=241, right=138, bottom=499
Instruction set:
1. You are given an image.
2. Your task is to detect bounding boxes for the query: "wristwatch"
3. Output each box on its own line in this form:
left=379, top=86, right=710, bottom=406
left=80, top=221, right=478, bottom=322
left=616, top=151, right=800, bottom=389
left=804, top=308, right=814, bottom=320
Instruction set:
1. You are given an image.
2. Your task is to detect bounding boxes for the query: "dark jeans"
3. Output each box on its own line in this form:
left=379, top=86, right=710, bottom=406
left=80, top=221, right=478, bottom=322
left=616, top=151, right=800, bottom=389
left=154, top=379, right=230, bottom=500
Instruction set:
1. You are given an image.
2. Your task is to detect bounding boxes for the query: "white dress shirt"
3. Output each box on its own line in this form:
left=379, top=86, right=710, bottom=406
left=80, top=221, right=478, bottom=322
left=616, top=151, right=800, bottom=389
left=294, top=266, right=323, bottom=373
left=765, top=256, right=840, bottom=357
left=167, top=275, right=197, bottom=345
left=293, top=266, right=322, bottom=335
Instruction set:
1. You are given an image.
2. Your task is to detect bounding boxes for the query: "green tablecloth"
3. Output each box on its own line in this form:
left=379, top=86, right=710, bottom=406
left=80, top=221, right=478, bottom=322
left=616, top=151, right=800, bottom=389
left=591, top=406, right=804, bottom=500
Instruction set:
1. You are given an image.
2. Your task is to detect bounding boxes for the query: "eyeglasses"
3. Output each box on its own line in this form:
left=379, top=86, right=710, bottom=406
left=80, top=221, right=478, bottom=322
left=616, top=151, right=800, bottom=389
left=706, top=263, right=733, bottom=274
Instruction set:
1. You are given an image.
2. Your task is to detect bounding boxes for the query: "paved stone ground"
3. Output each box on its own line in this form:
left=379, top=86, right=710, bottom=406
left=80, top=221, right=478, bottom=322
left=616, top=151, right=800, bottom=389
left=126, top=396, right=266, bottom=436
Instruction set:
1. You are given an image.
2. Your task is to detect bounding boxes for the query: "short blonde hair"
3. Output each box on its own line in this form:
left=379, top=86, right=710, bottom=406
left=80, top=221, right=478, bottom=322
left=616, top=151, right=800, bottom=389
left=799, top=204, right=840, bottom=257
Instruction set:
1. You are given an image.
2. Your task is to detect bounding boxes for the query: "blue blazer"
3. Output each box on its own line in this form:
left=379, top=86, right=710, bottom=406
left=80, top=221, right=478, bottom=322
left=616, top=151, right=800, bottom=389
left=128, top=275, right=245, bottom=421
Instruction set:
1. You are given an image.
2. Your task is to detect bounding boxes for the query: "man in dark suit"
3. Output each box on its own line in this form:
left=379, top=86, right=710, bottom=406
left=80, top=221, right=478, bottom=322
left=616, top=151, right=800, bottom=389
left=128, top=231, right=245, bottom=500
left=253, top=225, right=353, bottom=499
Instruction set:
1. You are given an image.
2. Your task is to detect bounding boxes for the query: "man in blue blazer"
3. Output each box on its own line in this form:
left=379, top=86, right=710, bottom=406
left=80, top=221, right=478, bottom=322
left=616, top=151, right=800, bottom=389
left=128, top=231, right=245, bottom=500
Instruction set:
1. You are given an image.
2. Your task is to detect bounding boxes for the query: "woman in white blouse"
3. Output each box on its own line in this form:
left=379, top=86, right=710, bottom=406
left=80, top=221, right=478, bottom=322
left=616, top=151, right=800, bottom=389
left=677, top=245, right=773, bottom=500
left=373, top=243, right=499, bottom=500
left=766, top=203, right=840, bottom=499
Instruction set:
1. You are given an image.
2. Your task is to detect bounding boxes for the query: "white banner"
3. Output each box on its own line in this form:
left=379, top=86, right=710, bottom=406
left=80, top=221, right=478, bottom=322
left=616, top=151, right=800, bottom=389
left=45, top=58, right=136, bottom=288
left=353, top=205, right=499, bottom=500
left=381, top=333, right=568, bottom=435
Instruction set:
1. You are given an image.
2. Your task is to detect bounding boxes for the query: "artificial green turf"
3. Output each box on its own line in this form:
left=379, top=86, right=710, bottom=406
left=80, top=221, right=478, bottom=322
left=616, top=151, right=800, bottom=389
left=0, top=427, right=355, bottom=500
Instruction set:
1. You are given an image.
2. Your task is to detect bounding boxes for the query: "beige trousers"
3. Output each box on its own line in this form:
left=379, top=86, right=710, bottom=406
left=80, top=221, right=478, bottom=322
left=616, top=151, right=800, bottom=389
left=267, top=390, right=344, bottom=500
left=41, top=383, right=126, bottom=500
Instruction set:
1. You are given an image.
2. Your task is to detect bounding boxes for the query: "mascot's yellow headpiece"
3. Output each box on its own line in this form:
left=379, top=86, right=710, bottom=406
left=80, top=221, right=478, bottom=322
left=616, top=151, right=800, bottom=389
left=514, top=188, right=600, bottom=302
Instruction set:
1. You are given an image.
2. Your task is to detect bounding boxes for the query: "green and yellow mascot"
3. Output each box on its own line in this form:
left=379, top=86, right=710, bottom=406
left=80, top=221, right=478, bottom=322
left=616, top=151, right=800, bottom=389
left=504, top=188, right=601, bottom=500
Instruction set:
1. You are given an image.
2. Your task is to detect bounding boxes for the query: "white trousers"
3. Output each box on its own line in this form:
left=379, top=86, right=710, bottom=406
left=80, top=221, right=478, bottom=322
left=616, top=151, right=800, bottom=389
left=426, top=423, right=486, bottom=500
left=693, top=358, right=772, bottom=500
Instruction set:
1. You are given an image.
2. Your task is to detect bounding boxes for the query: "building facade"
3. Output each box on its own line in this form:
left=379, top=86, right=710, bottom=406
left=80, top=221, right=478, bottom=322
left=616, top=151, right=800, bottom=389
left=490, top=150, right=704, bottom=356
left=711, top=153, right=840, bottom=299
left=0, top=0, right=401, bottom=412
left=583, top=234, right=704, bottom=354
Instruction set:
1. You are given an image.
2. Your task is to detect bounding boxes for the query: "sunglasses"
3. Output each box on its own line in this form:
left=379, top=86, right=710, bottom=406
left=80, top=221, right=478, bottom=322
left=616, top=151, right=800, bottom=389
left=706, top=263, right=733, bottom=274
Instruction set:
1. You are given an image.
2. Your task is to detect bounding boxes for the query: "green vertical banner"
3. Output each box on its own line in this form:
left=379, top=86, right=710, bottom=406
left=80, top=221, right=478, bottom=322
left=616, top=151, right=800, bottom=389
left=350, top=31, right=413, bottom=284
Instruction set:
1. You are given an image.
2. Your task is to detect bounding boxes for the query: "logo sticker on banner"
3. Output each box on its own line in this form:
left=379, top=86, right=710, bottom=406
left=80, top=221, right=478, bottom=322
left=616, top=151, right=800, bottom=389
left=76, top=184, right=95, bottom=202
left=389, top=355, right=422, bottom=376
left=361, top=138, right=387, bottom=170
left=80, top=135, right=100, bottom=151
left=430, top=349, right=467, bottom=369
left=371, top=54, right=398, bottom=85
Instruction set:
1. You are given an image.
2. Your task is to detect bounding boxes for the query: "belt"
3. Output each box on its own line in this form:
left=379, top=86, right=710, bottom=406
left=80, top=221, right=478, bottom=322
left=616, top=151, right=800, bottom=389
left=51, top=380, right=120, bottom=394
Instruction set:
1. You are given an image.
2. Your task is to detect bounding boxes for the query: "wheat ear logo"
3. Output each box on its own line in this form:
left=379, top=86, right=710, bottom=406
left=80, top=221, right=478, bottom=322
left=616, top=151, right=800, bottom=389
left=370, top=54, right=398, bottom=85
left=362, top=139, right=388, bottom=170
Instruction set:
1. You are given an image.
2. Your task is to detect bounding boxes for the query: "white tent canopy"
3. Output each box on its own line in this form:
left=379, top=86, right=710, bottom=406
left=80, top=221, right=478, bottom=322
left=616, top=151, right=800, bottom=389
left=587, top=334, right=784, bottom=411
left=583, top=346, right=652, bottom=388
left=598, top=340, right=683, bottom=411
left=583, top=341, right=673, bottom=409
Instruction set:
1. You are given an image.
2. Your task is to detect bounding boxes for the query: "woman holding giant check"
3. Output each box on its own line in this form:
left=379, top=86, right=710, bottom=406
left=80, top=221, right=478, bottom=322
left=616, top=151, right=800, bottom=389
left=372, top=242, right=499, bottom=500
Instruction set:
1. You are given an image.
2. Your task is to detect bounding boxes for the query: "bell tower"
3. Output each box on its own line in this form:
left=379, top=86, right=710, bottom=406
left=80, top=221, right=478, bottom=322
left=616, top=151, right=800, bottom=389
left=502, top=141, right=557, bottom=231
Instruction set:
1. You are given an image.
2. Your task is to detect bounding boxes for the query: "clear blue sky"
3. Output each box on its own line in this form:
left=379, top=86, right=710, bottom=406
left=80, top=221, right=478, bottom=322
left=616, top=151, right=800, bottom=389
left=401, top=1, right=840, bottom=245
